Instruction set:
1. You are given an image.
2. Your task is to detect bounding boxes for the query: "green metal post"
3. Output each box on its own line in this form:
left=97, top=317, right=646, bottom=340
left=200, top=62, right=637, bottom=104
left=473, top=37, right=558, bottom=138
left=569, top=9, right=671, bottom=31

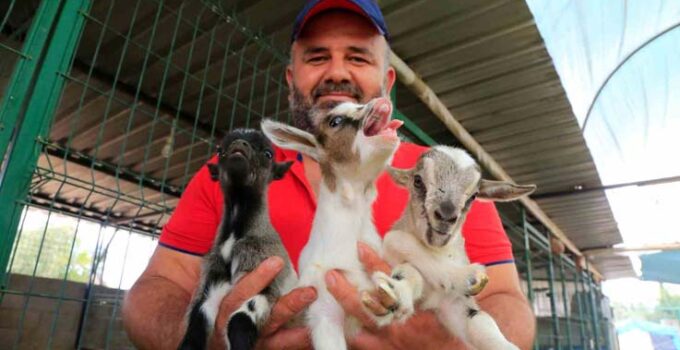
left=585, top=260, right=601, bottom=350
left=521, top=208, right=535, bottom=304
left=547, top=238, right=561, bottom=350
left=574, top=269, right=588, bottom=349
left=597, top=283, right=611, bottom=350
left=520, top=208, right=539, bottom=350
left=0, top=0, right=92, bottom=285
left=0, top=1, right=59, bottom=159
left=390, top=85, right=437, bottom=146
left=579, top=270, right=594, bottom=349
left=559, top=257, right=574, bottom=349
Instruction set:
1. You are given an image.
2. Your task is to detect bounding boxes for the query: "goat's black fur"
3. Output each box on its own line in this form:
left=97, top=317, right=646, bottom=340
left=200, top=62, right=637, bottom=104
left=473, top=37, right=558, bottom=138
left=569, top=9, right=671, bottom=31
left=177, top=129, right=295, bottom=350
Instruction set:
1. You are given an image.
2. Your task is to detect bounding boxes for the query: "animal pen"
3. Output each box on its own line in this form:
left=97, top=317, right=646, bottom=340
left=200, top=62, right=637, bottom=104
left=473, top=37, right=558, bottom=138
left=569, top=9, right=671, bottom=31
left=0, top=1, right=625, bottom=349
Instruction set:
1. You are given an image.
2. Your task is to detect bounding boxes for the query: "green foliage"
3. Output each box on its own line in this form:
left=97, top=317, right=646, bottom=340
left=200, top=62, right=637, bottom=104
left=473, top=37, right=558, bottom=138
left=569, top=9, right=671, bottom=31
left=612, top=284, right=680, bottom=322
left=9, top=224, right=93, bottom=283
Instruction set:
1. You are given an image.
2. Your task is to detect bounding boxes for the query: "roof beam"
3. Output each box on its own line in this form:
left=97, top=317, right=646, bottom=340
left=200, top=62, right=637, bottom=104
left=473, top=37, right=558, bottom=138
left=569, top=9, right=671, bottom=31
left=583, top=243, right=680, bottom=257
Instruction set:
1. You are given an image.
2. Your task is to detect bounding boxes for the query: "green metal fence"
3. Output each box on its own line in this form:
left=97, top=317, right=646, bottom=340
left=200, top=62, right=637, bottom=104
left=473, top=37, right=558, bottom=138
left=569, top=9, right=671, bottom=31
left=0, top=1, right=614, bottom=349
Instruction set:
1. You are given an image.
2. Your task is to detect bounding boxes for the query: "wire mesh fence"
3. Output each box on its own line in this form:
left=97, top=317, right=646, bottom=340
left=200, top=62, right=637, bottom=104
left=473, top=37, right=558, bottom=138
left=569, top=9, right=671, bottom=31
left=0, top=0, right=614, bottom=349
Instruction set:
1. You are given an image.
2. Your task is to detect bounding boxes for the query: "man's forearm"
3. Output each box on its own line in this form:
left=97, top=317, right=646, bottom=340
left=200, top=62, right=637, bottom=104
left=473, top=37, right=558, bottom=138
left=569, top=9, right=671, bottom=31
left=123, top=276, right=192, bottom=349
left=478, top=292, right=536, bottom=350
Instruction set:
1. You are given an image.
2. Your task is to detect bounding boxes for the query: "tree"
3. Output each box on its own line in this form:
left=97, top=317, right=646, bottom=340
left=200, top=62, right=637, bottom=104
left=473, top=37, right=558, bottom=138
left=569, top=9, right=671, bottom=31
left=10, top=225, right=93, bottom=283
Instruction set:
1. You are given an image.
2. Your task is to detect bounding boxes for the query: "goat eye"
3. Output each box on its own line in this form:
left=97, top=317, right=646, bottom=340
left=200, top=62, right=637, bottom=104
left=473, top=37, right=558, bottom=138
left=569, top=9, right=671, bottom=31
left=413, top=175, right=424, bottom=189
left=264, top=150, right=273, bottom=159
left=464, top=194, right=477, bottom=209
left=328, top=116, right=343, bottom=128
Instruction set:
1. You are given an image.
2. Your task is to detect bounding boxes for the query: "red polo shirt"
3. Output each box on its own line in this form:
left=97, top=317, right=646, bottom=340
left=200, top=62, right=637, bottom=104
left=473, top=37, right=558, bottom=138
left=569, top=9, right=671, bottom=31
left=159, top=143, right=514, bottom=269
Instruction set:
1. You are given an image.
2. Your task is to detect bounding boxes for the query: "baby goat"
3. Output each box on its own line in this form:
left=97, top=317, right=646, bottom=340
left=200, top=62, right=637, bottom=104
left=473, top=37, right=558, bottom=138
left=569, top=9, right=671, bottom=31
left=262, top=97, right=403, bottom=350
left=363, top=146, right=535, bottom=350
left=177, top=129, right=295, bottom=350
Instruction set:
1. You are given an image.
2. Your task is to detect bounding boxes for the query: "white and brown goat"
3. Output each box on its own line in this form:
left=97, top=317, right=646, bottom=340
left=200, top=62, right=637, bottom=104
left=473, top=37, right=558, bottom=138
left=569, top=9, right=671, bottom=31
left=262, top=97, right=403, bottom=350
left=363, top=146, right=535, bottom=350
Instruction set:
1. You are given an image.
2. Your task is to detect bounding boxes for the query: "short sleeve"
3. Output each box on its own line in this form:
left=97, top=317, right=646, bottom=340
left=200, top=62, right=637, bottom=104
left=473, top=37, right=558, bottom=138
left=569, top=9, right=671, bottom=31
left=159, top=158, right=222, bottom=255
left=462, top=200, right=514, bottom=266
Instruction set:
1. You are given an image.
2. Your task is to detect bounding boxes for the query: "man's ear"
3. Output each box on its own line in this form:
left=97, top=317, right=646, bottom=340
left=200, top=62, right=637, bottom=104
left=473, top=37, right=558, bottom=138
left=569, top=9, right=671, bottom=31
left=387, top=166, right=414, bottom=187
left=272, top=161, right=293, bottom=181
left=261, top=119, right=321, bottom=160
left=207, top=163, right=220, bottom=181
left=477, top=179, right=536, bottom=202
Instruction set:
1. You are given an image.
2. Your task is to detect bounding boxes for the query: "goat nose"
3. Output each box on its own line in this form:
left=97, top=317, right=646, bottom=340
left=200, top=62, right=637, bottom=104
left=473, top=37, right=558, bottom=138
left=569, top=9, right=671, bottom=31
left=435, top=201, right=457, bottom=222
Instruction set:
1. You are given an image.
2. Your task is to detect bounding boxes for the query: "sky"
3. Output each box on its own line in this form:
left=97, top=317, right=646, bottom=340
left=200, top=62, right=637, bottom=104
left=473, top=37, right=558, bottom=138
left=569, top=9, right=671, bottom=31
left=526, top=0, right=680, bottom=308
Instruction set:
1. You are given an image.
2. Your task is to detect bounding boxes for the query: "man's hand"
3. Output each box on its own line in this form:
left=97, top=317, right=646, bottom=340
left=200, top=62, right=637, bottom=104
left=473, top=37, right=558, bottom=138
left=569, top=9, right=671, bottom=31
left=324, top=243, right=463, bottom=350
left=209, top=256, right=316, bottom=350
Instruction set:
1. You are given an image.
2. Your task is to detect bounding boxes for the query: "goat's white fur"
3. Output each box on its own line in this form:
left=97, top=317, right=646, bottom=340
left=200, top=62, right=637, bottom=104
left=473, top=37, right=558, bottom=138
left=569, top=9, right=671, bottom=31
left=262, top=98, right=399, bottom=350
left=370, top=146, right=535, bottom=350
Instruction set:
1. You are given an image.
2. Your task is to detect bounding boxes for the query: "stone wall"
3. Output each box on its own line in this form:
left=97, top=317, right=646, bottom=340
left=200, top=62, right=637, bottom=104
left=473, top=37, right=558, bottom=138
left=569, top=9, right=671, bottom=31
left=0, top=274, right=133, bottom=349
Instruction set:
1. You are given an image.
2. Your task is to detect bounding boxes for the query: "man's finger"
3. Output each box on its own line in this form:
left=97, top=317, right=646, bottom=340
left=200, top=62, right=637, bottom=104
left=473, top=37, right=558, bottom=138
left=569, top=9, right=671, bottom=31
left=261, top=286, right=316, bottom=336
left=348, top=332, right=389, bottom=350
left=325, top=270, right=378, bottom=331
left=257, top=327, right=313, bottom=350
left=357, top=242, right=390, bottom=275
left=215, top=257, right=284, bottom=332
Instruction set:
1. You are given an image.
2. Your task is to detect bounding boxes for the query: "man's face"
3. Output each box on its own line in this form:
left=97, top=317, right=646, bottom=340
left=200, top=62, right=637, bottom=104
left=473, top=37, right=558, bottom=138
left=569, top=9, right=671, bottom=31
left=287, top=11, right=396, bottom=131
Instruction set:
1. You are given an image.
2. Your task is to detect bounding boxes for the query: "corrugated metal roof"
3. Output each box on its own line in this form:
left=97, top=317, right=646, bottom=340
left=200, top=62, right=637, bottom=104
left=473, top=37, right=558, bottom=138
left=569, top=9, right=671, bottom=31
left=1, top=0, right=633, bottom=278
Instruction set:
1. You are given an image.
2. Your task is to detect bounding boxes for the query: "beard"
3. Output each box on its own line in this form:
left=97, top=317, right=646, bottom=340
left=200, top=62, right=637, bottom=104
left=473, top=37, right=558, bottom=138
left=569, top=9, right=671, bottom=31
left=290, top=80, right=382, bottom=132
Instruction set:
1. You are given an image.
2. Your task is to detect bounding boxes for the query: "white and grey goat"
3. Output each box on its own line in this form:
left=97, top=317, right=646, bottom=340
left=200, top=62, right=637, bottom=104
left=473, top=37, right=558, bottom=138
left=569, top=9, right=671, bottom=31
left=177, top=129, right=296, bottom=350
left=262, top=97, right=403, bottom=350
left=363, top=146, right=535, bottom=350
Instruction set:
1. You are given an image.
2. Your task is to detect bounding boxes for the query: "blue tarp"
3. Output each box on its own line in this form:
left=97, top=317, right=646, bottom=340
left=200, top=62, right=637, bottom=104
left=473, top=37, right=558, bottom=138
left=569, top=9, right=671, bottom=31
left=641, top=252, right=680, bottom=284
left=618, top=320, right=680, bottom=350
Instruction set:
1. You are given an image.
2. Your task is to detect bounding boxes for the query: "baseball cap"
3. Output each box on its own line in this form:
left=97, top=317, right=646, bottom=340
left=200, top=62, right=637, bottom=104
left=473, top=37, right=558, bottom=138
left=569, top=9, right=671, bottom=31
left=291, top=0, right=390, bottom=43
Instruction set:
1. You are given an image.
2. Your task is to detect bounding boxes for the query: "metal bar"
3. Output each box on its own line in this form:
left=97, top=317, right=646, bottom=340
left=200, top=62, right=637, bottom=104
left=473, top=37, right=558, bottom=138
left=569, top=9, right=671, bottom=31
left=574, top=269, right=588, bottom=349
left=532, top=174, right=680, bottom=199
left=41, top=141, right=182, bottom=198
left=0, top=288, right=88, bottom=302
left=583, top=243, right=680, bottom=256
left=390, top=86, right=437, bottom=146
left=547, top=238, right=561, bottom=350
left=585, top=260, right=601, bottom=350
left=582, top=21, right=680, bottom=131
left=559, top=256, right=574, bottom=349
left=522, top=208, right=535, bottom=304
left=520, top=208, right=540, bottom=350
left=1, top=0, right=91, bottom=287
left=0, top=0, right=59, bottom=161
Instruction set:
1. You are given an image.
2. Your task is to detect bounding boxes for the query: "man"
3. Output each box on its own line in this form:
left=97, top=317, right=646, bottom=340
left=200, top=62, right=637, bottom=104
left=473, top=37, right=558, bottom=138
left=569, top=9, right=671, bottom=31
left=122, top=1, right=536, bottom=349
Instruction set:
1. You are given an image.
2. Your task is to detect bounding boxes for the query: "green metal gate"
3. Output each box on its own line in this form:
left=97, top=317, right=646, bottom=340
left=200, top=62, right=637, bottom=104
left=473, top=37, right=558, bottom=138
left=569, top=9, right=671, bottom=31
left=0, top=1, right=614, bottom=349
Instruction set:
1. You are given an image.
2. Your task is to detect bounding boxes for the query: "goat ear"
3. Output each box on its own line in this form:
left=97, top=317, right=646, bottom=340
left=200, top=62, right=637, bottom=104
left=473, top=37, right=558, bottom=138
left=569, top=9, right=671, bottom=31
left=261, top=119, right=320, bottom=160
left=477, top=179, right=536, bottom=202
left=387, top=166, right=413, bottom=187
left=207, top=163, right=220, bottom=181
left=272, top=161, right=293, bottom=181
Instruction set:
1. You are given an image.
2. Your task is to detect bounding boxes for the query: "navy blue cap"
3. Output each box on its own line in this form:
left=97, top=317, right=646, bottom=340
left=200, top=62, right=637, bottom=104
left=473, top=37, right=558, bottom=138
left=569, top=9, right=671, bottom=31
left=291, top=0, right=390, bottom=43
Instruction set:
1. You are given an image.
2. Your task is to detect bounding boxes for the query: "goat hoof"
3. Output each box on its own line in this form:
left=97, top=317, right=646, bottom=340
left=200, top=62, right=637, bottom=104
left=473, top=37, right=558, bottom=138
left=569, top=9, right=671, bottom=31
left=361, top=291, right=390, bottom=316
left=468, top=272, right=489, bottom=296
left=376, top=280, right=400, bottom=312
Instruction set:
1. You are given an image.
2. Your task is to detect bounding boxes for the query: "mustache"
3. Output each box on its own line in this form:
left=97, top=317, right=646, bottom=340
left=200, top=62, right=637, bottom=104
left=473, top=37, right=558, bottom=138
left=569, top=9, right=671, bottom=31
left=312, top=81, right=363, bottom=101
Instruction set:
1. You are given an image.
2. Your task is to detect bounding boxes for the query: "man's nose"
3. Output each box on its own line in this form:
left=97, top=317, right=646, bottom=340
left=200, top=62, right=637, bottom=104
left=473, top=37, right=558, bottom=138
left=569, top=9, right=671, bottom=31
left=323, top=56, right=352, bottom=83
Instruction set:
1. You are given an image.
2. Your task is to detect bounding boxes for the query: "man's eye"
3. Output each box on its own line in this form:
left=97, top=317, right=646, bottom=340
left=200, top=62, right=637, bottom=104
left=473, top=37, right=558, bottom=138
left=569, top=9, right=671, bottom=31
left=349, top=56, right=368, bottom=63
left=264, top=150, right=273, bottom=159
left=308, top=56, right=327, bottom=63
left=328, top=116, right=344, bottom=128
